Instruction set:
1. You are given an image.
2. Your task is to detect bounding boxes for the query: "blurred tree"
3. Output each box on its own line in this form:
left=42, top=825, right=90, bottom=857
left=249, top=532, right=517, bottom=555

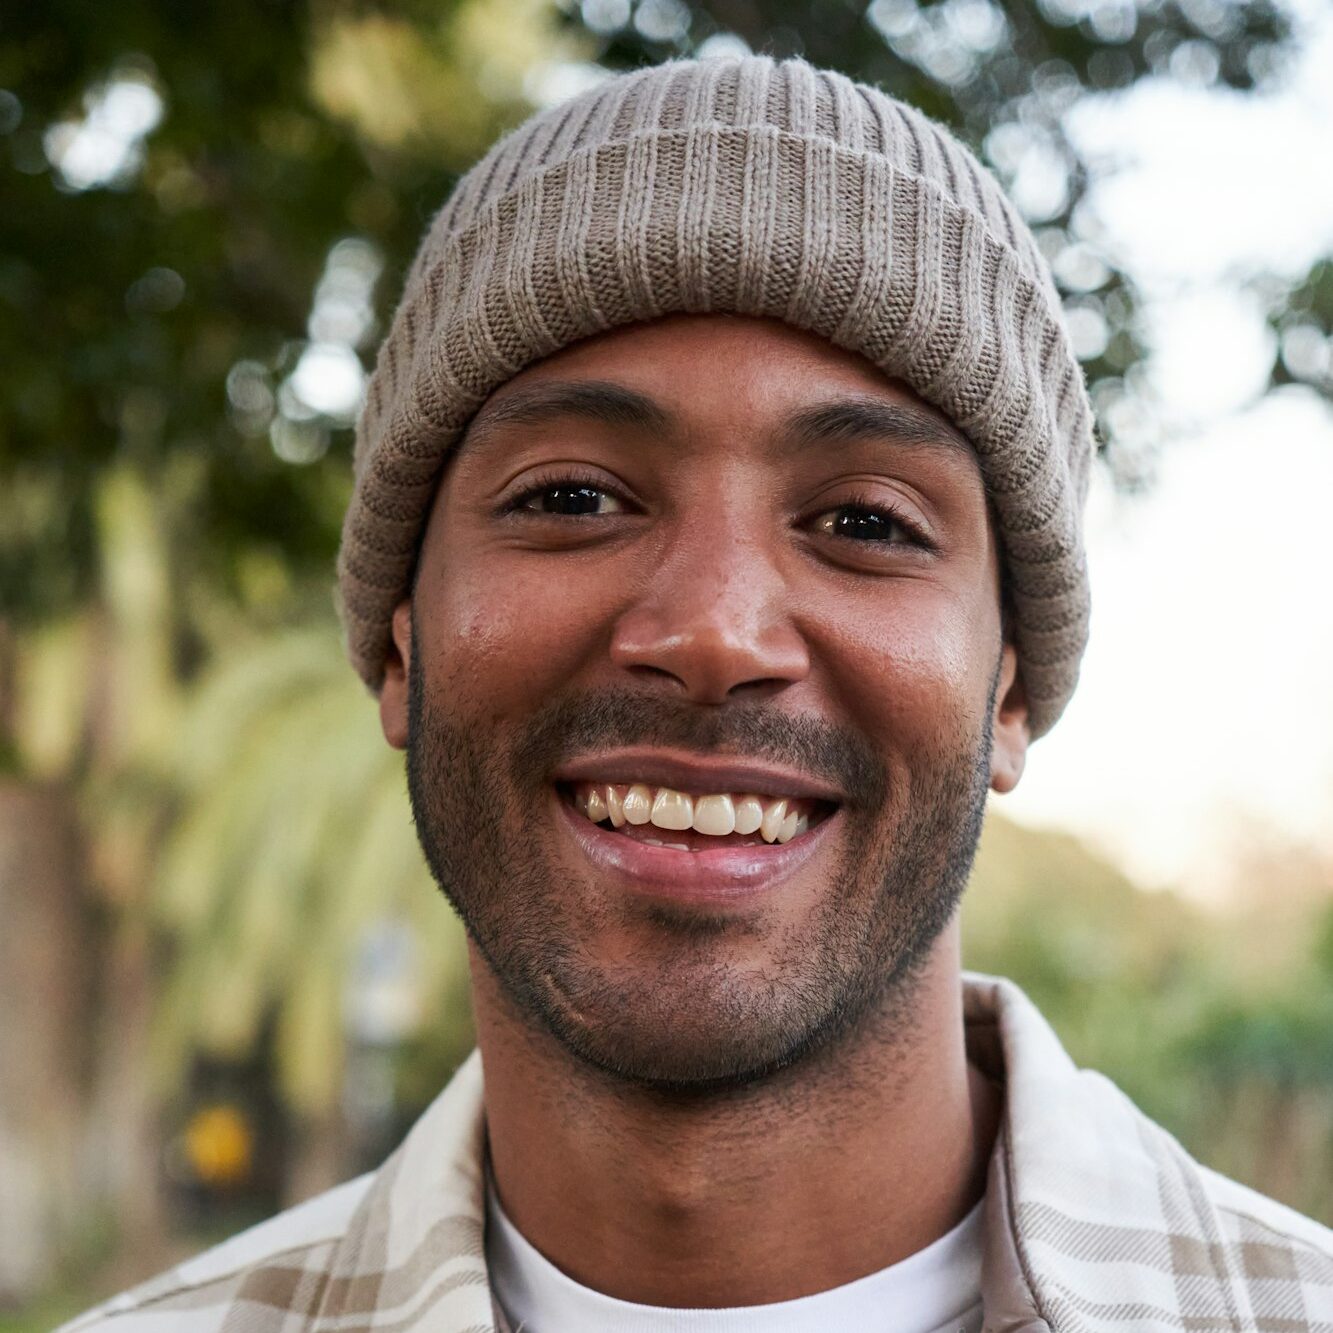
left=564, top=0, right=1333, bottom=482
left=0, top=467, right=183, bottom=1296
left=0, top=780, right=90, bottom=1301
left=0, top=0, right=580, bottom=631
left=966, top=817, right=1333, bottom=1225
left=150, top=622, right=474, bottom=1198
left=1271, top=258, right=1333, bottom=392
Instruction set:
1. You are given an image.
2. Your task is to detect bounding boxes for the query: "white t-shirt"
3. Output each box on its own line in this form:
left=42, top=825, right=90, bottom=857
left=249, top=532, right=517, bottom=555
left=485, top=1175, right=984, bottom=1333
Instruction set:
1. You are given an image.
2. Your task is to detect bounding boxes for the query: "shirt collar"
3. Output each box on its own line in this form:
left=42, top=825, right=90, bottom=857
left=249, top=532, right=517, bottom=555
left=968, top=973, right=1253, bottom=1330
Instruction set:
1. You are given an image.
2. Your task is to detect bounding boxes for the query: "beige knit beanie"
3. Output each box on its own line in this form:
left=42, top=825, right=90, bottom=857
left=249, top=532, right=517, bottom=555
left=338, top=55, right=1094, bottom=738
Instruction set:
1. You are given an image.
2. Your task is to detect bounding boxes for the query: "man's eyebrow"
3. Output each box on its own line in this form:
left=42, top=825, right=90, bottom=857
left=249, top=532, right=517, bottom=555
left=463, top=380, right=675, bottom=445
left=780, top=397, right=977, bottom=467
left=462, top=381, right=977, bottom=470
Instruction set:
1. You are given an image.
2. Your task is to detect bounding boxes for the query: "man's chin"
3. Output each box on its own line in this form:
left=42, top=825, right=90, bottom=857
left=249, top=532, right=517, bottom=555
left=517, top=957, right=870, bottom=1096
left=543, top=1017, right=824, bottom=1097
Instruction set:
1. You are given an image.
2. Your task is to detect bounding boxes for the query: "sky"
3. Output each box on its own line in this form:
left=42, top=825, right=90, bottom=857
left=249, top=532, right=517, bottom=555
left=1001, top=3, right=1333, bottom=899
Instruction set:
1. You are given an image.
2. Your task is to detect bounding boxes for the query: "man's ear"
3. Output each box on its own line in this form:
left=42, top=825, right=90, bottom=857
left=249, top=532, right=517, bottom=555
left=380, top=599, right=413, bottom=751
left=990, top=641, right=1030, bottom=794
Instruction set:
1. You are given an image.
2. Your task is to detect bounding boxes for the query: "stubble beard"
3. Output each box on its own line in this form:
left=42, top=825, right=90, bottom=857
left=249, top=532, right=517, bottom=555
left=405, top=637, right=996, bottom=1095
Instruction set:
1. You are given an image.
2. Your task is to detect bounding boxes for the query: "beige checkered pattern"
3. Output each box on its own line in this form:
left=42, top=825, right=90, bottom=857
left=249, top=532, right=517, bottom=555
left=62, top=976, right=1333, bottom=1331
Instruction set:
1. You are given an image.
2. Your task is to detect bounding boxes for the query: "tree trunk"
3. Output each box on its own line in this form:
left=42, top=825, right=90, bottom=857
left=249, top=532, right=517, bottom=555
left=284, top=1108, right=352, bottom=1210
left=84, top=912, right=176, bottom=1291
left=0, top=780, right=92, bottom=1304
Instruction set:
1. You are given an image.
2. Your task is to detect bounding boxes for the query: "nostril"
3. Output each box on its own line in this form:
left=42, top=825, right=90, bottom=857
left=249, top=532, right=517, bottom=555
left=725, top=677, right=801, bottom=705
left=622, top=664, right=687, bottom=689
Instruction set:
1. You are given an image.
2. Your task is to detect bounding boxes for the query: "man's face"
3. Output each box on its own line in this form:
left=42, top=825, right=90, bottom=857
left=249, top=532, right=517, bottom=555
left=383, top=315, right=1028, bottom=1091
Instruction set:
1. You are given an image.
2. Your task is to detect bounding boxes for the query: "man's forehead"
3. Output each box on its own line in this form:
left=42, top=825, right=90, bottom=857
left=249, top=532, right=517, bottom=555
left=459, top=316, right=979, bottom=472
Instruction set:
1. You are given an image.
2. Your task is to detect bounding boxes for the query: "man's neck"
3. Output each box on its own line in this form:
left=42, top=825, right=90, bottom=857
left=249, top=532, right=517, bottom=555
left=474, top=925, right=998, bottom=1309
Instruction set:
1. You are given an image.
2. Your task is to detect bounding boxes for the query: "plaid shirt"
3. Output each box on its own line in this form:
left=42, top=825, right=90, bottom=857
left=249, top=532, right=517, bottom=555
left=62, top=975, right=1333, bottom=1331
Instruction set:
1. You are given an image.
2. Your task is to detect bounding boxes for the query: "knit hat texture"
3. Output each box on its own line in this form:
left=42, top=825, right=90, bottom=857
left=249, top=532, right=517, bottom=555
left=339, top=55, right=1094, bottom=737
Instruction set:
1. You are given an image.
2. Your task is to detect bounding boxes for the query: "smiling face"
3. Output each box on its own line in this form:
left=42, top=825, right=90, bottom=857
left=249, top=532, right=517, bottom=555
left=381, top=314, right=1029, bottom=1092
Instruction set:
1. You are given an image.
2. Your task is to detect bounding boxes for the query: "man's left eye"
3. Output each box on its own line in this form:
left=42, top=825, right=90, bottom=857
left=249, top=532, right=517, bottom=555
left=812, top=505, right=914, bottom=544
left=519, top=484, right=626, bottom=516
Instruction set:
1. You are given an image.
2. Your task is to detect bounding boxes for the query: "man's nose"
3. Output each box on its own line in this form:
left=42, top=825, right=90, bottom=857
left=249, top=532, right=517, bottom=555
left=608, top=523, right=811, bottom=704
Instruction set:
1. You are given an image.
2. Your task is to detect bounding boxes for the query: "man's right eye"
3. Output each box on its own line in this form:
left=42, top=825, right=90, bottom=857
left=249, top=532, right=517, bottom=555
left=509, top=478, right=627, bottom=516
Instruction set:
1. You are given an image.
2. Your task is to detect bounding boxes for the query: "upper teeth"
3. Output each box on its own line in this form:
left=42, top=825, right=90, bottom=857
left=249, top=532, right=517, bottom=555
left=572, top=783, right=814, bottom=844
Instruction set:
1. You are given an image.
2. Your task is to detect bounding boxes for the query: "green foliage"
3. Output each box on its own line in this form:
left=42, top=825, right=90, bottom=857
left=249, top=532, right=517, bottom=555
left=966, top=815, right=1333, bottom=1223
left=0, top=0, right=561, bottom=626
left=0, top=1294, right=91, bottom=1333
left=150, top=621, right=473, bottom=1116
left=1271, top=258, right=1333, bottom=388
left=4, top=1, right=357, bottom=620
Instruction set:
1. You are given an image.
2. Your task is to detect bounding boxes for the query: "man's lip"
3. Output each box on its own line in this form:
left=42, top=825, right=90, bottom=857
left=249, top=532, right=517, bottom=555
left=551, top=749, right=845, bottom=803
left=557, top=795, right=840, bottom=901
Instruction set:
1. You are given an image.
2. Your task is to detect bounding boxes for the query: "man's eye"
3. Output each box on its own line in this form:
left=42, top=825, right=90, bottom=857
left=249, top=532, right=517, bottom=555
left=517, top=483, right=626, bottom=516
left=812, top=504, right=915, bottom=544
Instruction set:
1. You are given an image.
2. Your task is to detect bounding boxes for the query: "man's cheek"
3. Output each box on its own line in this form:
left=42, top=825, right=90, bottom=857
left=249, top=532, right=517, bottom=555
left=827, top=608, right=987, bottom=732
left=434, top=558, right=620, bottom=697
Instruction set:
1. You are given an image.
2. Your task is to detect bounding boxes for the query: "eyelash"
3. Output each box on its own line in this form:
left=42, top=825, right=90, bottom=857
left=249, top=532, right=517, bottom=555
left=500, top=472, right=932, bottom=549
left=500, top=469, right=624, bottom=516
left=823, top=488, right=932, bottom=549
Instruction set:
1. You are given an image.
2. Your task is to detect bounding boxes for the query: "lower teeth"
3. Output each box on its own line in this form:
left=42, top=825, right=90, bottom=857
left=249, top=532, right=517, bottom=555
left=601, top=822, right=772, bottom=851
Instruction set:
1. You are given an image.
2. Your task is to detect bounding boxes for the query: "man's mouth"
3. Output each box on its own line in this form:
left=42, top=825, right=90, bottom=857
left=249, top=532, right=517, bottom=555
left=560, top=781, right=835, bottom=852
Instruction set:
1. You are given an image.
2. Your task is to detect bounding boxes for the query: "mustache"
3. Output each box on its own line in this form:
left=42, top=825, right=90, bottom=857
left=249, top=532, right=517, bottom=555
left=507, top=689, right=887, bottom=806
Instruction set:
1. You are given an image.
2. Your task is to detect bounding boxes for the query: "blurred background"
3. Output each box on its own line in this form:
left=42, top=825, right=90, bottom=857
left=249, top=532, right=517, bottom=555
left=2, top=0, right=1332, bottom=1323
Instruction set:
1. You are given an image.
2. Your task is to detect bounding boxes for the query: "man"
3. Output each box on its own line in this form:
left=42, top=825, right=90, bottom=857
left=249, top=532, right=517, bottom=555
left=67, top=55, right=1332, bottom=1332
